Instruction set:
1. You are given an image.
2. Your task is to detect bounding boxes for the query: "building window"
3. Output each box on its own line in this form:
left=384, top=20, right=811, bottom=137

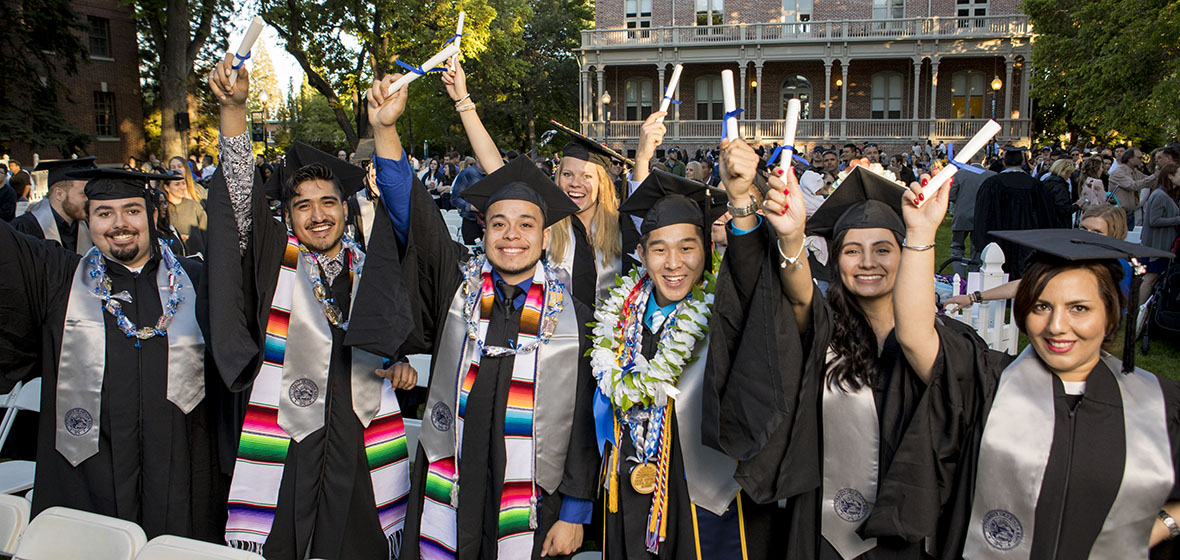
left=782, top=0, right=812, bottom=23
left=625, top=0, right=652, bottom=37
left=625, top=78, right=653, bottom=121
left=696, top=0, right=723, bottom=26
left=951, top=70, right=987, bottom=119
left=94, top=92, right=116, bottom=137
left=870, top=72, right=903, bottom=119
left=695, top=76, right=723, bottom=120
left=872, top=0, right=904, bottom=19
left=781, top=75, right=811, bottom=119
left=956, top=0, right=988, bottom=27
left=88, top=16, right=111, bottom=59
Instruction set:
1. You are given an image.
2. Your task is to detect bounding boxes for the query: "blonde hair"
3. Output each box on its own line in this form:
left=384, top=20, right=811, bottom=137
left=169, top=156, right=200, bottom=200
left=1082, top=204, right=1128, bottom=240
left=549, top=160, right=621, bottom=265
left=1049, top=158, right=1075, bottom=180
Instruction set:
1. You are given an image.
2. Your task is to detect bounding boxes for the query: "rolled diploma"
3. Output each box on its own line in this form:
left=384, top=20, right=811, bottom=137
left=919, top=119, right=1001, bottom=204
left=780, top=98, right=801, bottom=168
left=386, top=42, right=461, bottom=96
left=452, top=12, right=465, bottom=65
left=721, top=69, right=738, bottom=141
left=229, top=16, right=265, bottom=87
left=656, top=64, right=684, bottom=122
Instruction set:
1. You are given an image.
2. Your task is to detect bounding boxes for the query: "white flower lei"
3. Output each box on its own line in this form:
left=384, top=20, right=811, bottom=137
left=589, top=265, right=715, bottom=411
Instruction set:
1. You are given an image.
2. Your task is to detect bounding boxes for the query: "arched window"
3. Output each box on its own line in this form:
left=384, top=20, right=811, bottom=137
left=781, top=74, right=811, bottom=119
left=695, top=76, right=723, bottom=120
left=951, top=70, right=987, bottom=119
left=870, top=72, right=903, bottom=119
left=624, top=78, right=653, bottom=121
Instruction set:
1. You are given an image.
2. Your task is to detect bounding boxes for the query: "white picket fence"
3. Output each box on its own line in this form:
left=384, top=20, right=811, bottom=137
left=943, top=242, right=1020, bottom=355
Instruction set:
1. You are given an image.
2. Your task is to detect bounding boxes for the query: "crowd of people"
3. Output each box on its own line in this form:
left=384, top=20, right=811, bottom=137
left=0, top=45, right=1178, bottom=560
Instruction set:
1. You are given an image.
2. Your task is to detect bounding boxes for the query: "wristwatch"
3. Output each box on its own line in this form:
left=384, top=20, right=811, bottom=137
left=727, top=193, right=758, bottom=218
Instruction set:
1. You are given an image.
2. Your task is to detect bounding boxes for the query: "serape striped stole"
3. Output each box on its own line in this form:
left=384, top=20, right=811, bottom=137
left=225, top=236, right=411, bottom=557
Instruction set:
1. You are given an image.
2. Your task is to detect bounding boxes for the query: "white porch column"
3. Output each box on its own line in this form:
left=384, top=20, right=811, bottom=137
left=912, top=57, right=923, bottom=139
left=928, top=57, right=940, bottom=121
left=823, top=60, right=832, bottom=139
left=596, top=68, right=606, bottom=125
left=579, top=69, right=589, bottom=125
left=840, top=58, right=850, bottom=139
left=739, top=64, right=748, bottom=119
left=755, top=64, right=764, bottom=121
left=1003, top=55, right=1015, bottom=122
left=657, top=63, right=666, bottom=120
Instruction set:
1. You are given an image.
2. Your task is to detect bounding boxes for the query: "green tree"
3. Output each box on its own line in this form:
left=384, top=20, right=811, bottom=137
left=1025, top=0, right=1180, bottom=145
left=0, top=0, right=91, bottom=155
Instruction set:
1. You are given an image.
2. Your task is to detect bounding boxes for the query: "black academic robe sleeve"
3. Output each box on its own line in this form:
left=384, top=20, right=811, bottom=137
left=0, top=218, right=77, bottom=388
left=558, top=300, right=602, bottom=502
left=972, top=175, right=999, bottom=250
left=704, top=222, right=820, bottom=504
left=859, top=321, right=1012, bottom=545
left=8, top=212, right=44, bottom=239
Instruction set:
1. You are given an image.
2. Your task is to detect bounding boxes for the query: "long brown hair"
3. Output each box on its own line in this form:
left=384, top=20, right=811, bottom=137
left=1155, top=163, right=1179, bottom=201
left=825, top=228, right=902, bottom=391
left=549, top=160, right=621, bottom=265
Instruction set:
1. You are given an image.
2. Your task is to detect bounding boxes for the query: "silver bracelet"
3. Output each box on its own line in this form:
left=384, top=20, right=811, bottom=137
left=1159, top=510, right=1180, bottom=539
left=727, top=193, right=759, bottom=218
left=901, top=238, right=936, bottom=251
left=777, top=237, right=806, bottom=270
left=453, top=93, right=472, bottom=106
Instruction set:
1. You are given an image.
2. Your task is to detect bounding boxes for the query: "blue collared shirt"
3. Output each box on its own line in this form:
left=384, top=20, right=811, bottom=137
left=373, top=152, right=414, bottom=246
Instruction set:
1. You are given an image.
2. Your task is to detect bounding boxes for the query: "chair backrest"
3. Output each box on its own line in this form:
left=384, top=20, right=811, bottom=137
left=945, top=242, right=1019, bottom=355
left=404, top=419, right=421, bottom=463
left=406, top=354, right=432, bottom=388
left=136, top=535, right=264, bottom=560
left=14, top=506, right=146, bottom=560
left=11, top=379, right=39, bottom=413
left=0, top=494, right=30, bottom=554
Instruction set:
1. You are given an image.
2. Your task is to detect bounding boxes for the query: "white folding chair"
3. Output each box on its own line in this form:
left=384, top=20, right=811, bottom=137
left=0, top=493, right=31, bottom=554
left=0, top=380, right=26, bottom=453
left=136, top=535, right=264, bottom=560
left=0, top=379, right=40, bottom=494
left=407, top=354, right=432, bottom=388
left=13, top=506, right=146, bottom=560
left=404, top=419, right=421, bottom=465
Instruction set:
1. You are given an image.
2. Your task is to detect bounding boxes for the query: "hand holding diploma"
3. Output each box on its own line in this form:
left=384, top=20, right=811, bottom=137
left=917, top=119, right=1001, bottom=206
left=656, top=64, right=683, bottom=123
left=228, top=16, right=264, bottom=87
left=721, top=70, right=740, bottom=141
left=780, top=98, right=801, bottom=169
left=385, top=42, right=461, bottom=97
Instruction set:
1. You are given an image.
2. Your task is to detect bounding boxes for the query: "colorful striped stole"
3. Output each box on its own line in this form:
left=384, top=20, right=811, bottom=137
left=226, top=236, right=411, bottom=557
left=420, top=260, right=545, bottom=560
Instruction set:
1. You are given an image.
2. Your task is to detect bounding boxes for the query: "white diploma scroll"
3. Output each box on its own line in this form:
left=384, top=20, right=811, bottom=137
left=918, top=119, right=1002, bottom=206
left=228, top=17, right=265, bottom=87
left=386, top=42, right=461, bottom=96
left=780, top=98, right=801, bottom=168
left=452, top=12, right=465, bottom=66
left=721, top=69, right=739, bottom=141
left=656, top=64, right=684, bottom=122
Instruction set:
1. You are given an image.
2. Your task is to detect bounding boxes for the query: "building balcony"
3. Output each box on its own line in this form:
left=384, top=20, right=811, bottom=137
left=582, top=118, right=1029, bottom=148
left=581, top=15, right=1033, bottom=51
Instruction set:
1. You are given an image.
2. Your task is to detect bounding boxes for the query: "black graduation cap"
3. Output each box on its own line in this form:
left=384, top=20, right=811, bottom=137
left=991, top=228, right=1173, bottom=374
left=619, top=169, right=727, bottom=236
left=263, top=142, right=366, bottom=201
left=806, top=165, right=908, bottom=240
left=1001, top=145, right=1030, bottom=153
left=549, top=120, right=635, bottom=168
left=459, top=156, right=579, bottom=228
left=66, top=167, right=178, bottom=201
left=35, top=156, right=97, bottom=187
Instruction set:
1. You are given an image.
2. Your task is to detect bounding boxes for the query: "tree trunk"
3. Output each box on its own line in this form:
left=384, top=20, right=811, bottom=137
left=160, top=0, right=190, bottom=158
left=527, top=104, right=537, bottom=159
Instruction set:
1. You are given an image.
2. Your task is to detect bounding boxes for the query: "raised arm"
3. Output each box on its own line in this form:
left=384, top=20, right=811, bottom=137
left=367, top=73, right=413, bottom=246
left=441, top=59, right=502, bottom=175
left=893, top=180, right=951, bottom=383
left=631, top=110, right=668, bottom=184
left=209, top=52, right=256, bottom=254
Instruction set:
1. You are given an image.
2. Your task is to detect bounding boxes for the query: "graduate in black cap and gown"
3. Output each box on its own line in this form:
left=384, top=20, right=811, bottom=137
left=0, top=167, right=224, bottom=540
left=972, top=145, right=1059, bottom=279
left=349, top=72, right=599, bottom=560
left=207, top=55, right=414, bottom=560
left=593, top=136, right=781, bottom=560
left=859, top=177, right=1180, bottom=558
left=704, top=152, right=990, bottom=559
left=10, top=157, right=96, bottom=253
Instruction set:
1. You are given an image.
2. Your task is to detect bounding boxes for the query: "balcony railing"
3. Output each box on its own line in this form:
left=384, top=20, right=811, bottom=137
left=581, top=15, right=1032, bottom=49
left=582, top=118, right=1030, bottom=144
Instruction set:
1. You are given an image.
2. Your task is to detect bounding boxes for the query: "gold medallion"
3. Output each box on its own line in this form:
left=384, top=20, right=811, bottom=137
left=630, top=463, right=658, bottom=494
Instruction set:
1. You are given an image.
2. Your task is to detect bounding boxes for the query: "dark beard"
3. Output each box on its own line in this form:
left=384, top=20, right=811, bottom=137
left=108, top=243, right=143, bottom=264
left=301, top=236, right=341, bottom=255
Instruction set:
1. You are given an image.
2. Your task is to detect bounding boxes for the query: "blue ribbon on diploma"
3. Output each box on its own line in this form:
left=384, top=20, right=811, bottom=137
left=395, top=59, right=446, bottom=76
left=767, top=145, right=811, bottom=168
left=662, top=96, right=682, bottom=106
left=231, top=51, right=251, bottom=70
left=719, top=107, right=745, bottom=142
left=946, top=143, right=985, bottom=174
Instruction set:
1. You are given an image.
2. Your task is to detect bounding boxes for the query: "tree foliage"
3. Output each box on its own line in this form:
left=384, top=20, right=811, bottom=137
left=0, top=0, right=91, bottom=155
left=1026, top=0, right=1180, bottom=146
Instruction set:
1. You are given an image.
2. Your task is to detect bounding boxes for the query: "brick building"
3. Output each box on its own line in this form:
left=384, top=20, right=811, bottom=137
left=7, top=0, right=145, bottom=167
left=578, top=0, right=1034, bottom=154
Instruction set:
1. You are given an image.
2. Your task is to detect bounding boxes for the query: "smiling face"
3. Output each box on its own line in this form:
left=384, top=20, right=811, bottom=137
left=1022, top=267, right=1112, bottom=380
left=483, top=199, right=550, bottom=285
left=639, top=223, right=707, bottom=307
left=89, top=196, right=152, bottom=269
left=288, top=178, right=347, bottom=256
left=557, top=157, right=602, bottom=217
left=836, top=227, right=901, bottom=300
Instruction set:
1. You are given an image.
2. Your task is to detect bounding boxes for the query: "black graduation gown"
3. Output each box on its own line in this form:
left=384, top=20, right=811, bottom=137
left=203, top=170, right=399, bottom=560
left=0, top=218, right=225, bottom=540
left=603, top=320, right=782, bottom=560
left=350, top=182, right=599, bottom=560
left=704, top=223, right=985, bottom=559
left=971, top=171, right=1059, bottom=278
left=861, top=338, right=1180, bottom=559
left=10, top=207, right=80, bottom=253
left=566, top=214, right=641, bottom=308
